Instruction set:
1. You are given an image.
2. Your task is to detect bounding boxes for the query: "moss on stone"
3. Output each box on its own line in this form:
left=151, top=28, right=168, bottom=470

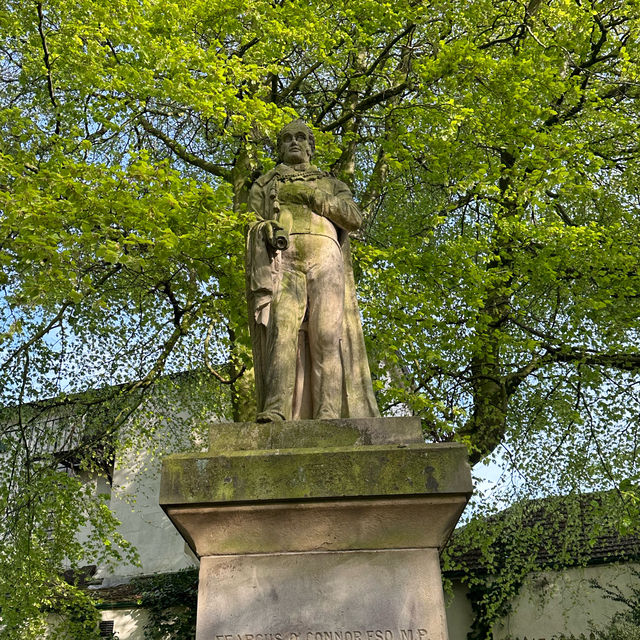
left=207, top=416, right=424, bottom=451
left=160, top=443, right=471, bottom=506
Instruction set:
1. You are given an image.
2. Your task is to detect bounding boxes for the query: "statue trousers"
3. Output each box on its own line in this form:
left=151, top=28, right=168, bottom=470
left=261, top=233, right=344, bottom=420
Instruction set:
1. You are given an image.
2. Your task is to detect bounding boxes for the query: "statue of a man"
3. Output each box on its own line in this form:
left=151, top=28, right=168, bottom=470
left=246, top=120, right=379, bottom=422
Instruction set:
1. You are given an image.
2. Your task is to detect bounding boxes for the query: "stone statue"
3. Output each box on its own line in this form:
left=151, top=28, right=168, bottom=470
left=246, top=120, right=379, bottom=422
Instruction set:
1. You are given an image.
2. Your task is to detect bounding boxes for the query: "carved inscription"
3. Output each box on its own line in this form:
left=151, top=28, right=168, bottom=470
left=215, top=629, right=430, bottom=640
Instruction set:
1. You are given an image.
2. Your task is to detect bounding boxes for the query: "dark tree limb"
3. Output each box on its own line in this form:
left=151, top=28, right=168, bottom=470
left=322, top=82, right=411, bottom=132
left=36, top=2, right=60, bottom=135
left=138, top=115, right=231, bottom=179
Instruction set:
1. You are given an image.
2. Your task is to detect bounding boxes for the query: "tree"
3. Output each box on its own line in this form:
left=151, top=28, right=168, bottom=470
left=1, top=0, right=639, bottom=636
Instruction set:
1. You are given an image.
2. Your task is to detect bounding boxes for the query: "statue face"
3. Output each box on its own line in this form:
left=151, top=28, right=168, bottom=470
left=279, top=125, right=313, bottom=165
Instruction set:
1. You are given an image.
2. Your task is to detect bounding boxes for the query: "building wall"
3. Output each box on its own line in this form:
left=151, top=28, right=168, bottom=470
left=92, top=440, right=197, bottom=638
left=492, top=561, right=639, bottom=639
left=96, top=432, right=199, bottom=585
left=100, top=608, right=149, bottom=640
left=445, top=581, right=475, bottom=640
left=444, top=562, right=639, bottom=640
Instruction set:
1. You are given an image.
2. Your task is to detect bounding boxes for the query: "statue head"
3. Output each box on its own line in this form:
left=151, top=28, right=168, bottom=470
left=277, top=120, right=315, bottom=165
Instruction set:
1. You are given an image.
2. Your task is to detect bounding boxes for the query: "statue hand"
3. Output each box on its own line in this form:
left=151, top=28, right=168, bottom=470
left=278, top=182, right=318, bottom=207
left=262, top=220, right=289, bottom=250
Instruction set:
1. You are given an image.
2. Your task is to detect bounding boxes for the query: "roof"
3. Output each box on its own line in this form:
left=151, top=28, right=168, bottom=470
left=443, top=490, right=640, bottom=577
left=91, top=582, right=144, bottom=609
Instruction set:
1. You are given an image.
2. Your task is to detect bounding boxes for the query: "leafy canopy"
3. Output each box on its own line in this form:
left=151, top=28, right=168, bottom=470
left=1, top=0, right=640, bottom=635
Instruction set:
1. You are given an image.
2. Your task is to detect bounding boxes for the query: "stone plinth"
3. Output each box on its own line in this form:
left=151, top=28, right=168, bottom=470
left=160, top=417, right=472, bottom=640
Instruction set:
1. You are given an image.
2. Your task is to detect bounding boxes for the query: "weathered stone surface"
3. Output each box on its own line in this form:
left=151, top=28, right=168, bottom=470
left=196, top=549, right=448, bottom=640
left=165, top=495, right=468, bottom=556
left=160, top=442, right=471, bottom=506
left=209, top=416, right=423, bottom=451
left=159, top=417, right=473, bottom=640
left=247, top=120, right=379, bottom=422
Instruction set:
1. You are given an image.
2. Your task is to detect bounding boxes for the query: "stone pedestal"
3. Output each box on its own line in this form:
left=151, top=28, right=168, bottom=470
left=160, top=418, right=472, bottom=640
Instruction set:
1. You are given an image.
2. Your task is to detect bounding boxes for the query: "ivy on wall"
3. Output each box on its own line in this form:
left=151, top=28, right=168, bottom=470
left=442, top=491, right=640, bottom=639
left=132, top=568, right=198, bottom=640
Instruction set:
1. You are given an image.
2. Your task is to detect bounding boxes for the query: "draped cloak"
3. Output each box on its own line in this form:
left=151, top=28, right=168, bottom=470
left=245, top=163, right=379, bottom=420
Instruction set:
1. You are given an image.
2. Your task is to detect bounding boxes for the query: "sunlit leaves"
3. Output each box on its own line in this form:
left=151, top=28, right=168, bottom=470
left=1, top=0, right=640, bottom=633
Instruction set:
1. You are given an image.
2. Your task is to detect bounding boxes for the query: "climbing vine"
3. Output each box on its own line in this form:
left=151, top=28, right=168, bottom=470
left=442, top=491, right=640, bottom=639
left=132, top=568, right=198, bottom=640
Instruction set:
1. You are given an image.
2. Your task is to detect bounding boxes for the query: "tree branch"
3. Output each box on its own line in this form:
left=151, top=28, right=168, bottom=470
left=231, top=37, right=260, bottom=59
left=546, top=347, right=640, bottom=372
left=203, top=320, right=246, bottom=384
left=277, top=61, right=323, bottom=104
left=36, top=2, right=60, bottom=135
left=322, top=82, right=411, bottom=132
left=138, top=115, right=231, bottom=179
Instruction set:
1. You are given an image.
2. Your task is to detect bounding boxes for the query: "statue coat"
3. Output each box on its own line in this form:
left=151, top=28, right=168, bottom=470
left=246, top=163, right=379, bottom=420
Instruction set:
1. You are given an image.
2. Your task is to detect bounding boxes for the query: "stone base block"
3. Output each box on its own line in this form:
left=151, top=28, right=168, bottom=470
left=197, top=549, right=447, bottom=640
left=160, top=418, right=473, bottom=640
left=166, top=495, right=468, bottom=556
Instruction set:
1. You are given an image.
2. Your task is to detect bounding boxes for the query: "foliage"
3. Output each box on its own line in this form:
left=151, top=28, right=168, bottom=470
left=1, top=0, right=640, bottom=634
left=0, top=451, right=136, bottom=639
left=0, top=371, right=220, bottom=638
left=44, top=582, right=104, bottom=640
left=442, top=490, right=640, bottom=638
left=131, top=568, right=198, bottom=640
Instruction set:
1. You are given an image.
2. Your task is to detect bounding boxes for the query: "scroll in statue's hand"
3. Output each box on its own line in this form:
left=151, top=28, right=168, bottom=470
left=262, top=219, right=289, bottom=250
